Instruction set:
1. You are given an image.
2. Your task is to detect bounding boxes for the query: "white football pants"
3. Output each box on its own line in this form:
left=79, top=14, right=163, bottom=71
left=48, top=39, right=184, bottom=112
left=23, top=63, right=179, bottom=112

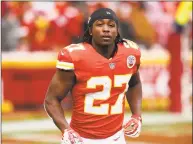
left=81, top=129, right=126, bottom=144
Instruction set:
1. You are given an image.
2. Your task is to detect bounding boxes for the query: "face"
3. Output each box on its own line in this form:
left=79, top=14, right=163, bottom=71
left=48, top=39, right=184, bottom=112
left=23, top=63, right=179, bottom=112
left=90, top=19, right=118, bottom=46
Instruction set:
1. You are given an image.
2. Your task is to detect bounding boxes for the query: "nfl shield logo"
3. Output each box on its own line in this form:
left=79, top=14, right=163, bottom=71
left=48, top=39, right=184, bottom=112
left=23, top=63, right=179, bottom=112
left=127, top=55, right=136, bottom=68
left=109, top=63, right=115, bottom=69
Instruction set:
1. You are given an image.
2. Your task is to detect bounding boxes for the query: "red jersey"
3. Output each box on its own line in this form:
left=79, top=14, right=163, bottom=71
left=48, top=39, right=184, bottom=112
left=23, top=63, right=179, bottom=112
left=56, top=39, right=141, bottom=139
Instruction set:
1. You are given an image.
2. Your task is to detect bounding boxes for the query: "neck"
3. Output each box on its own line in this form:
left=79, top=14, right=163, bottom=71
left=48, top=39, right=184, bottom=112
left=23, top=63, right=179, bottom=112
left=92, top=40, right=116, bottom=59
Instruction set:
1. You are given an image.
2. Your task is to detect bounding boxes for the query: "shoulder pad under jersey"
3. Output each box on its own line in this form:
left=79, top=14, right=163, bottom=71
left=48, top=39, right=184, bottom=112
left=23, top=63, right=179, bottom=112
left=122, top=39, right=139, bottom=50
left=65, top=43, right=85, bottom=53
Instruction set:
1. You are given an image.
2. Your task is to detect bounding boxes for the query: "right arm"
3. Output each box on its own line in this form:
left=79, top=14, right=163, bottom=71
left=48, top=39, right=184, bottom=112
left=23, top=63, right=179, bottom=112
left=44, top=69, right=76, bottom=133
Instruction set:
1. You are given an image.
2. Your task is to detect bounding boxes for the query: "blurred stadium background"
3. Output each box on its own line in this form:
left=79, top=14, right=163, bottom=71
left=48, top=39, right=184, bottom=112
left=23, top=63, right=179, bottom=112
left=1, top=1, right=192, bottom=144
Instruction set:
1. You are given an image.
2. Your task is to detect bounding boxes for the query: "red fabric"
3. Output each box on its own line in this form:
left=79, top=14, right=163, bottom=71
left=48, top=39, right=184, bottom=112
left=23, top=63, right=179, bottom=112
left=49, top=6, right=83, bottom=50
left=66, top=13, right=83, bottom=38
left=57, top=48, right=73, bottom=63
left=57, top=42, right=141, bottom=138
left=49, top=17, right=71, bottom=49
left=55, top=2, right=69, bottom=15
left=27, top=20, right=52, bottom=51
left=167, top=32, right=182, bottom=112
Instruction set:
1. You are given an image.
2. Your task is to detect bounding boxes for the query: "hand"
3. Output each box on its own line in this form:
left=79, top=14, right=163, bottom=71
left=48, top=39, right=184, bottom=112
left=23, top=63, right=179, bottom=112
left=61, top=128, right=84, bottom=144
left=123, top=115, right=142, bottom=138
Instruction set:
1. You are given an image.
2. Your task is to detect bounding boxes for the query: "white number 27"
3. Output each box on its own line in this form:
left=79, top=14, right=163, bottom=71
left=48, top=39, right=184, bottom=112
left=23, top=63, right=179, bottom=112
left=84, top=74, right=132, bottom=115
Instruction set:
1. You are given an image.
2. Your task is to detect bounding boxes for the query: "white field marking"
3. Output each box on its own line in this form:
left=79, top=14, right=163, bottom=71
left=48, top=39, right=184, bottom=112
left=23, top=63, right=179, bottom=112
left=2, top=113, right=192, bottom=133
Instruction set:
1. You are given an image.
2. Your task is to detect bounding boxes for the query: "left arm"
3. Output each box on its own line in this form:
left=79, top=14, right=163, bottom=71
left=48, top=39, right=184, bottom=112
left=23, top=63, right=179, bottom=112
left=123, top=39, right=142, bottom=137
left=126, top=71, right=142, bottom=116
left=124, top=71, right=142, bottom=138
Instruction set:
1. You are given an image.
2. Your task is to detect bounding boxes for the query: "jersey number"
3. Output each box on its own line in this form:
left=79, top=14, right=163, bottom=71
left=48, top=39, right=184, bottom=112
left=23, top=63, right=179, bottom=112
left=84, top=74, right=132, bottom=115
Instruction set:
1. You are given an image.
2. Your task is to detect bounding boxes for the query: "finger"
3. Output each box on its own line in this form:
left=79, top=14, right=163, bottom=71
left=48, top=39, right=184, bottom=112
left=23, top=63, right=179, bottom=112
left=71, top=131, right=83, bottom=142
left=124, top=119, right=138, bottom=128
left=124, top=120, right=134, bottom=128
left=125, top=128, right=139, bottom=136
left=125, top=124, right=141, bottom=137
left=124, top=123, right=138, bottom=133
left=125, top=131, right=139, bottom=138
left=68, top=133, right=75, bottom=144
left=125, top=125, right=140, bottom=136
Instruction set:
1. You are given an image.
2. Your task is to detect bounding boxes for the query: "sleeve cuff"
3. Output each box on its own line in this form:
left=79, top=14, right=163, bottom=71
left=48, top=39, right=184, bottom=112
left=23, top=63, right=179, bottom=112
left=56, top=60, right=74, bottom=70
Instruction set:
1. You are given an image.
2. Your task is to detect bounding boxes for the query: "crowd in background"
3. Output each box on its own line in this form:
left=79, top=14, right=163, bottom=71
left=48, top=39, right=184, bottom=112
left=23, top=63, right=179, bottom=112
left=1, top=1, right=192, bottom=52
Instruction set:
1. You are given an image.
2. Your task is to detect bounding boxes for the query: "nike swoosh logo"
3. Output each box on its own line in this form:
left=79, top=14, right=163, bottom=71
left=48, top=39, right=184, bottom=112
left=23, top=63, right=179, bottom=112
left=113, top=135, right=121, bottom=141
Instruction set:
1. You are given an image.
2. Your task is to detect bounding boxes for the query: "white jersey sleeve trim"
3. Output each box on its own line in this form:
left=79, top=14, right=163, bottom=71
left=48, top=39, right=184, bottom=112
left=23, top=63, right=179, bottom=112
left=56, top=60, right=74, bottom=70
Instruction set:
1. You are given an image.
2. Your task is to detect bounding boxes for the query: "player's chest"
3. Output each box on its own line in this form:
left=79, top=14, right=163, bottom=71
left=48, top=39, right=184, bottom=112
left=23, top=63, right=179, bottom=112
left=75, top=52, right=137, bottom=78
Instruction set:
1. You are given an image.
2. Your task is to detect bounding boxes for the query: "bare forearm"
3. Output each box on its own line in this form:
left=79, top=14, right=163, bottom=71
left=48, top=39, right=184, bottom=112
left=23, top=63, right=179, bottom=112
left=126, top=82, right=142, bottom=115
left=44, top=98, right=70, bottom=132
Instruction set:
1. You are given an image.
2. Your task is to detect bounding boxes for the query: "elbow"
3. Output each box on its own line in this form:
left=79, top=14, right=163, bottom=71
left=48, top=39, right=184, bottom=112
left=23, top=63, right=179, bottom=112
left=44, top=95, right=54, bottom=108
left=44, top=98, right=50, bottom=110
left=44, top=98, right=48, bottom=106
left=44, top=97, right=56, bottom=113
left=43, top=97, right=53, bottom=119
left=44, top=95, right=61, bottom=108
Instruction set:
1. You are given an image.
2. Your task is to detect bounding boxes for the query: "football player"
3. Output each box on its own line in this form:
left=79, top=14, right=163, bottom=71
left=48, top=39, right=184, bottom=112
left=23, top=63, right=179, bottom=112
left=44, top=8, right=142, bottom=144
